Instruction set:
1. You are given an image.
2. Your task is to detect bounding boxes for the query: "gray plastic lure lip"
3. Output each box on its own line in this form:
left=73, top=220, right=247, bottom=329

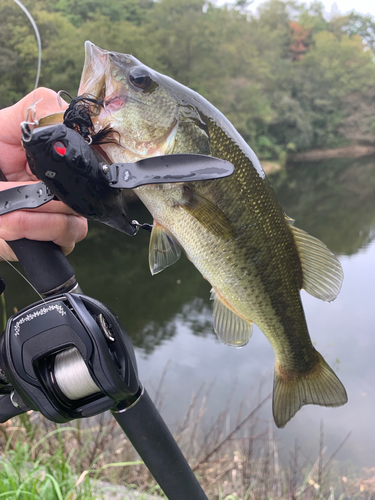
left=0, top=182, right=54, bottom=215
left=0, top=155, right=234, bottom=216
left=105, top=154, right=234, bottom=189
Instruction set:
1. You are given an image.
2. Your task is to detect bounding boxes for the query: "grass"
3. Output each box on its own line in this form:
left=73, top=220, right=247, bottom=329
left=0, top=414, right=143, bottom=500
left=0, top=398, right=375, bottom=500
left=0, top=419, right=91, bottom=499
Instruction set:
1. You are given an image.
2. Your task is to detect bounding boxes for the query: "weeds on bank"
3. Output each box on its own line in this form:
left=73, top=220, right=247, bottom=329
left=0, top=416, right=93, bottom=499
left=0, top=392, right=374, bottom=500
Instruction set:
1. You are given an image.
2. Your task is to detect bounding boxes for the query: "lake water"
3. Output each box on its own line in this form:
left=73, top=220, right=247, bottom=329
left=2, top=155, right=375, bottom=471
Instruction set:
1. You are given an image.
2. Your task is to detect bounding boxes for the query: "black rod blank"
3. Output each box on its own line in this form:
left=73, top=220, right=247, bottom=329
left=112, top=389, right=209, bottom=500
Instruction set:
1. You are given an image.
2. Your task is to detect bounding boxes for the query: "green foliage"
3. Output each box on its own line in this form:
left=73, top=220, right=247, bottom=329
left=0, top=422, right=93, bottom=499
left=50, top=0, right=154, bottom=26
left=333, top=11, right=375, bottom=52
left=1, top=0, right=375, bottom=158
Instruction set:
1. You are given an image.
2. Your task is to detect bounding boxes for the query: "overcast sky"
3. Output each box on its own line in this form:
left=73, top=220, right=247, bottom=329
left=247, top=0, right=375, bottom=17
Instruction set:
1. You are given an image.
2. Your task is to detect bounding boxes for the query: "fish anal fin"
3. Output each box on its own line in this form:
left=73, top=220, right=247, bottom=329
left=273, top=350, right=348, bottom=428
left=149, top=221, right=181, bottom=275
left=180, top=188, right=235, bottom=240
left=287, top=219, right=344, bottom=302
left=211, top=289, right=253, bottom=347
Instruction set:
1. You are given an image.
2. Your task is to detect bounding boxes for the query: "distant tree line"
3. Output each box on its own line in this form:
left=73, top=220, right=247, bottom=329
left=1, top=0, right=375, bottom=160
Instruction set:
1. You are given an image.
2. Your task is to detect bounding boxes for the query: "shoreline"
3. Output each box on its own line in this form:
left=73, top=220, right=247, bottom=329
left=261, top=144, right=375, bottom=174
left=288, top=144, right=375, bottom=162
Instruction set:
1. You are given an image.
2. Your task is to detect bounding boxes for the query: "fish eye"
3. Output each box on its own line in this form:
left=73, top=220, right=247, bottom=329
left=128, top=67, right=152, bottom=90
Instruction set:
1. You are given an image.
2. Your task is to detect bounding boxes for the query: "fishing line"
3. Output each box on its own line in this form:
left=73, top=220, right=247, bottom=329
left=0, top=253, right=44, bottom=302
left=0, top=1, right=45, bottom=303
left=13, top=0, right=43, bottom=140
left=12, top=0, right=42, bottom=94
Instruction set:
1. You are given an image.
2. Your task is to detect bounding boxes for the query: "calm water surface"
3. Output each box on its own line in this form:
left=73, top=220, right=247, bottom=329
left=2, top=155, right=375, bottom=469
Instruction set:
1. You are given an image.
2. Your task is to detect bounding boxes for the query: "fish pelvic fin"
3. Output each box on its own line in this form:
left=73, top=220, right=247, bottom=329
left=149, top=221, right=181, bottom=275
left=211, top=289, right=253, bottom=347
left=286, top=217, right=343, bottom=302
left=273, top=349, right=348, bottom=428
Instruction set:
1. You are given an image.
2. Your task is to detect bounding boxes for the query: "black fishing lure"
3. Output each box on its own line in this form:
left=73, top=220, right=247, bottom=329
left=24, top=123, right=138, bottom=236
left=10, top=93, right=234, bottom=238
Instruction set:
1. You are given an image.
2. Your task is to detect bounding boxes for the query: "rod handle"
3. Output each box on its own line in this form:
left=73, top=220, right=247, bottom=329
left=7, top=239, right=76, bottom=296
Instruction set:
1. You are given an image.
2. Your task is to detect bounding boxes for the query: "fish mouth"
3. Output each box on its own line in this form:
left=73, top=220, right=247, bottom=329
left=78, top=41, right=107, bottom=98
left=79, top=41, right=179, bottom=163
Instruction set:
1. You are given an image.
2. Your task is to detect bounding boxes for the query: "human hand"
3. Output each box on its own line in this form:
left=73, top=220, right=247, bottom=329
left=0, top=88, right=88, bottom=260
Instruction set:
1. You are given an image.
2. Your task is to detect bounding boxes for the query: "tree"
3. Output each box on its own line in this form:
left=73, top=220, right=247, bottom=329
left=49, top=0, right=153, bottom=27
left=333, top=11, right=375, bottom=53
left=2, top=0, right=375, bottom=158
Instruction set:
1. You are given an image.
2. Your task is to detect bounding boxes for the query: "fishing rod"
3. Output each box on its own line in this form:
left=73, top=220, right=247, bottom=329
left=0, top=116, right=235, bottom=499
left=0, top=290, right=208, bottom=500
left=0, top=2, right=232, bottom=497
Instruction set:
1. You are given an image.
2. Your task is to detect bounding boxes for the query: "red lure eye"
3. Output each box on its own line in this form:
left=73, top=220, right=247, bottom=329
left=54, top=141, right=66, bottom=156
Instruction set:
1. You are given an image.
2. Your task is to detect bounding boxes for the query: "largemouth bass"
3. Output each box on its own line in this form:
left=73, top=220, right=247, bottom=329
left=78, top=41, right=347, bottom=427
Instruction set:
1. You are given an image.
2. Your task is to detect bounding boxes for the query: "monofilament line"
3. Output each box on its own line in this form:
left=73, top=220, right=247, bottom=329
left=12, top=0, right=42, bottom=93
left=0, top=253, right=44, bottom=303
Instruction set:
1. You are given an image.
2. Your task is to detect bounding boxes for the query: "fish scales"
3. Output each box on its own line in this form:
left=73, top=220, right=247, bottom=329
left=139, top=118, right=310, bottom=366
left=77, top=42, right=347, bottom=427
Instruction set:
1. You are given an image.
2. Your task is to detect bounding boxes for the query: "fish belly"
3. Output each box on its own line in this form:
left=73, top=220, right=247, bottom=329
left=135, top=181, right=307, bottom=349
left=135, top=181, right=348, bottom=428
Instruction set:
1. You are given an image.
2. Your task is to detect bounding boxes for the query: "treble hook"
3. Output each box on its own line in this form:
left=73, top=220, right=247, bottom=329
left=57, top=90, right=73, bottom=110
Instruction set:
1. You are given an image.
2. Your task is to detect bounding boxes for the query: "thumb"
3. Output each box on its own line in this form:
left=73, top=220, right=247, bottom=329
left=0, top=88, right=68, bottom=146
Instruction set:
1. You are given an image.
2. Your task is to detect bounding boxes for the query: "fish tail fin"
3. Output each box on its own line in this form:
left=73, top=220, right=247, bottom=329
left=273, top=350, right=347, bottom=428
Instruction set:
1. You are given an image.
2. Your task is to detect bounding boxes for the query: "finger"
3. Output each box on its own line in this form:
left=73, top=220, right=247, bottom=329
left=0, top=88, right=67, bottom=146
left=0, top=238, right=78, bottom=262
left=0, top=211, right=88, bottom=259
left=25, top=162, right=40, bottom=181
left=0, top=238, right=76, bottom=262
left=0, top=240, right=17, bottom=261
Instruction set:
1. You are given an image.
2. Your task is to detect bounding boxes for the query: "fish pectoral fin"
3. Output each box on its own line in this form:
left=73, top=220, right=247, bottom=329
left=211, top=289, right=253, bottom=347
left=273, top=350, right=348, bottom=428
left=149, top=221, right=181, bottom=275
left=287, top=219, right=343, bottom=302
left=180, top=188, right=235, bottom=240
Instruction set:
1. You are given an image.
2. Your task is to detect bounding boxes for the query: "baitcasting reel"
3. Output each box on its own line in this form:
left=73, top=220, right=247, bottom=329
left=0, top=292, right=141, bottom=423
left=0, top=288, right=210, bottom=500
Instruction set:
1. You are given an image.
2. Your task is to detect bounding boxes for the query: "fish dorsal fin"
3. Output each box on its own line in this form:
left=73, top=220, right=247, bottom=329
left=211, top=289, right=253, bottom=347
left=180, top=188, right=235, bottom=240
left=149, top=221, right=181, bottom=275
left=286, top=217, right=343, bottom=302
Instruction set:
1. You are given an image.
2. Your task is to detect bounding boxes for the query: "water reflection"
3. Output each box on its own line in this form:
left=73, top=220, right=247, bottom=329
left=269, top=155, right=375, bottom=255
left=1, top=156, right=375, bottom=469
